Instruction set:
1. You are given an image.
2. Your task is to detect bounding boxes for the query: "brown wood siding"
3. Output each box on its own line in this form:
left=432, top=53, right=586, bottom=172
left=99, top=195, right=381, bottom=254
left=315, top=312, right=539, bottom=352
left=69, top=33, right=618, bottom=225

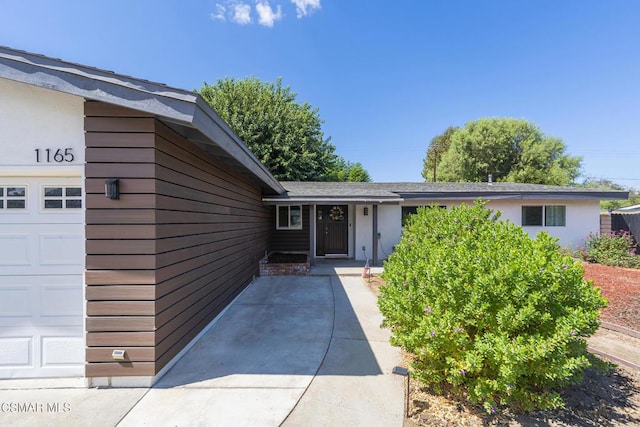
left=85, top=101, right=270, bottom=377
left=270, top=205, right=311, bottom=252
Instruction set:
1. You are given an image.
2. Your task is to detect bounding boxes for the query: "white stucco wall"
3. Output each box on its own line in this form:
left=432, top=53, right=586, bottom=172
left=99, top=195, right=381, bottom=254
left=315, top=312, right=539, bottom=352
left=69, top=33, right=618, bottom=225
left=487, top=199, right=600, bottom=249
left=355, top=204, right=373, bottom=261
left=353, top=204, right=402, bottom=261
left=377, top=204, right=401, bottom=260
left=353, top=199, right=602, bottom=260
left=0, top=78, right=84, bottom=175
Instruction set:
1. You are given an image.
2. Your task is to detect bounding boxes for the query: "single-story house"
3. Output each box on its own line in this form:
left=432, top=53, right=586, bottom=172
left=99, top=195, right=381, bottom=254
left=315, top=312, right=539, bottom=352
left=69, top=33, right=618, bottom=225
left=0, top=46, right=628, bottom=385
left=265, top=182, right=629, bottom=265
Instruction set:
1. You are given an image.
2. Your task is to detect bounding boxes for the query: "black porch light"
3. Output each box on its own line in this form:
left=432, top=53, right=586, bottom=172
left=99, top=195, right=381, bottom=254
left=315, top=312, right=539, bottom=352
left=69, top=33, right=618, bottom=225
left=105, top=178, right=120, bottom=200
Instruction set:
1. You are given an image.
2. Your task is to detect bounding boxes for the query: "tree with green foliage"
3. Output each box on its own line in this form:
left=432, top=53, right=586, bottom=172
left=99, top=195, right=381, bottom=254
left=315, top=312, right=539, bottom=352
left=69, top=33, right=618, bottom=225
left=327, top=158, right=372, bottom=182
left=579, top=178, right=640, bottom=210
left=199, top=77, right=370, bottom=182
left=346, top=163, right=371, bottom=182
left=428, top=118, right=581, bottom=185
left=421, top=126, right=458, bottom=182
left=379, top=201, right=606, bottom=412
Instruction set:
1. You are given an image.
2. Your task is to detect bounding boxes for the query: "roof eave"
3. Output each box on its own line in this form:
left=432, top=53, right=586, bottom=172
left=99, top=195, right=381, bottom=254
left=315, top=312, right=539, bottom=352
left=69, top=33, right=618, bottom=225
left=0, top=46, right=285, bottom=194
left=264, top=190, right=630, bottom=204
left=397, top=191, right=630, bottom=201
left=262, top=196, right=403, bottom=204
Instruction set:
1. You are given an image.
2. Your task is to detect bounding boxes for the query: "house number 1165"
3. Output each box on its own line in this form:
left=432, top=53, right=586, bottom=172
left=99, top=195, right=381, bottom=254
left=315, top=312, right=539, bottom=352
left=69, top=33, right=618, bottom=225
left=34, top=148, right=75, bottom=163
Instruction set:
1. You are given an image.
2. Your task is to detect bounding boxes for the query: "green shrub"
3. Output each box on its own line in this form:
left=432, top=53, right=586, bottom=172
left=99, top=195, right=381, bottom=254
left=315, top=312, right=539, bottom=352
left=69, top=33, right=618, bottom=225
left=379, top=201, right=606, bottom=413
left=580, top=231, right=640, bottom=269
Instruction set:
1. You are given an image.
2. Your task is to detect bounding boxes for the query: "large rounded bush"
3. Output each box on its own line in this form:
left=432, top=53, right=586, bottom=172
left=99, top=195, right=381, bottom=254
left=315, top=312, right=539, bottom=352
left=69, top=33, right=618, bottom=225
left=379, top=201, right=606, bottom=412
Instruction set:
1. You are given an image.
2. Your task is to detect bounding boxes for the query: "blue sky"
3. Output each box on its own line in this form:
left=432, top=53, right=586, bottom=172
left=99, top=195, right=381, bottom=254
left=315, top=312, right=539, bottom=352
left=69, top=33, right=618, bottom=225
left=2, top=1, right=639, bottom=188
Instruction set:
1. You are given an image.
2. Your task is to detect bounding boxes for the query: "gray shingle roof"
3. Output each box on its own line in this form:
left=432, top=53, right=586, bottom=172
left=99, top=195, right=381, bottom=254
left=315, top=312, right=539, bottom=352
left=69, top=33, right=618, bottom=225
left=263, top=181, right=628, bottom=203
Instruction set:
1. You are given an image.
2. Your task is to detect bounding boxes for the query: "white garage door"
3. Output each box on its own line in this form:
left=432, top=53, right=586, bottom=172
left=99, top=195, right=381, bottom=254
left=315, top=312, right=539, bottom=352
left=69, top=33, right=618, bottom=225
left=0, top=177, right=84, bottom=378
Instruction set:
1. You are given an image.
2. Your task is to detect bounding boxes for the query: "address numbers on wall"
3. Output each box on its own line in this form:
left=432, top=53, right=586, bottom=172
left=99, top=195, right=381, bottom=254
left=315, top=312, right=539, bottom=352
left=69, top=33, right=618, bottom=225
left=34, top=148, right=75, bottom=163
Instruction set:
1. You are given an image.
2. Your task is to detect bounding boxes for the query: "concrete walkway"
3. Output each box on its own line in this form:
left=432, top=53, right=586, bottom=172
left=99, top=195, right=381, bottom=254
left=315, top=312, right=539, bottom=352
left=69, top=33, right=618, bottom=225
left=0, top=272, right=404, bottom=427
left=282, top=275, right=404, bottom=426
left=588, top=326, right=640, bottom=370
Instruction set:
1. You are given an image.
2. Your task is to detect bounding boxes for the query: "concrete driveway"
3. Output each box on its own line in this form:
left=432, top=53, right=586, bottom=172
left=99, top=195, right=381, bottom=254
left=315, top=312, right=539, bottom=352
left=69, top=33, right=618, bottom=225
left=0, top=273, right=404, bottom=426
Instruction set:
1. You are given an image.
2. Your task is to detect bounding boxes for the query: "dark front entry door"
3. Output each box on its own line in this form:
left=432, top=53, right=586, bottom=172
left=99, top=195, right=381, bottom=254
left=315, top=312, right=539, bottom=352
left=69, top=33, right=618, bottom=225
left=316, top=205, right=348, bottom=256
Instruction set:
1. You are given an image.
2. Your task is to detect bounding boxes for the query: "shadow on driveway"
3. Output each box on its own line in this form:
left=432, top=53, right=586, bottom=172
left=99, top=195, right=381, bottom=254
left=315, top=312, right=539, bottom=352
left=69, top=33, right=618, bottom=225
left=117, top=274, right=401, bottom=426
left=153, top=275, right=382, bottom=389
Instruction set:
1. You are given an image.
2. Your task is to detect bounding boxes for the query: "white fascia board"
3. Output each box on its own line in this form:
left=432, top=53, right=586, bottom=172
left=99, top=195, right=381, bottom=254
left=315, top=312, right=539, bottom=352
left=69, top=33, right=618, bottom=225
left=262, top=197, right=403, bottom=204
left=400, top=192, right=629, bottom=201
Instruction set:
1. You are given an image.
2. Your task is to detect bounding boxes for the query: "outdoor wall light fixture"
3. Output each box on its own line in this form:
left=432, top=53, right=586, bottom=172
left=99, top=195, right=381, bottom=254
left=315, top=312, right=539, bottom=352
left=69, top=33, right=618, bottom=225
left=363, top=207, right=369, bottom=216
left=105, top=178, right=120, bottom=200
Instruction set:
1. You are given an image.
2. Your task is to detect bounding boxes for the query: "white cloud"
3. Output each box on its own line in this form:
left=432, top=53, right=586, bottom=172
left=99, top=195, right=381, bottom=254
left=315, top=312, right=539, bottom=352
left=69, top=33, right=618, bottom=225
left=212, top=4, right=226, bottom=21
left=290, top=0, right=321, bottom=18
left=256, top=1, right=283, bottom=27
left=231, top=3, right=252, bottom=25
left=212, top=0, right=319, bottom=27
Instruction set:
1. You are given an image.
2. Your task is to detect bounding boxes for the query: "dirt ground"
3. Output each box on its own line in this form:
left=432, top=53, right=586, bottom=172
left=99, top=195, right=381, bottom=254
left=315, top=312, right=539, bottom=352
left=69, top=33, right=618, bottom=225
left=363, top=262, right=640, bottom=426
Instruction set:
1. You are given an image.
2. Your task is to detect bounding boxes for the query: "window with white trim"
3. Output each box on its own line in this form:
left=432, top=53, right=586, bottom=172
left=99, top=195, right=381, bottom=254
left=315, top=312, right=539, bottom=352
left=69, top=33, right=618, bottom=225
left=544, top=205, right=566, bottom=226
left=42, top=186, right=82, bottom=210
left=0, top=186, right=27, bottom=210
left=522, top=205, right=565, bottom=227
left=276, top=205, right=302, bottom=230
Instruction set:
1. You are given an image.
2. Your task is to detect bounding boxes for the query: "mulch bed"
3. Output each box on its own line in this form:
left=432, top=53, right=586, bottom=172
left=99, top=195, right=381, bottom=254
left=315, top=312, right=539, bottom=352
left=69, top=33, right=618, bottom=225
left=583, top=262, right=640, bottom=332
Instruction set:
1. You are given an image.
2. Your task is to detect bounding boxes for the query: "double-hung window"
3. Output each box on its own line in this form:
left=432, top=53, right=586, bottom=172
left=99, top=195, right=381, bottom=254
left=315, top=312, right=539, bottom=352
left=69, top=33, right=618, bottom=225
left=522, top=205, right=565, bottom=227
left=277, top=205, right=302, bottom=230
left=544, top=205, right=566, bottom=226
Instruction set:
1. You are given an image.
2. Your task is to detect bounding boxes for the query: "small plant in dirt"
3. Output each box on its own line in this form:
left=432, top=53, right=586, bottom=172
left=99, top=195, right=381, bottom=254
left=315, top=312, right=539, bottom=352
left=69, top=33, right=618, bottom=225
left=378, top=201, right=607, bottom=413
left=580, top=231, right=640, bottom=269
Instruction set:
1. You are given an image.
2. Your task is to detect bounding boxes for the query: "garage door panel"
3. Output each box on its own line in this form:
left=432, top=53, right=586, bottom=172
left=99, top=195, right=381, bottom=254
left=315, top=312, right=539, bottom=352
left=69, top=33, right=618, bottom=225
left=0, top=286, right=32, bottom=317
left=39, top=233, right=84, bottom=266
left=0, top=229, right=83, bottom=276
left=0, top=329, right=83, bottom=377
left=0, top=336, right=33, bottom=368
left=0, top=276, right=83, bottom=326
left=41, top=284, right=84, bottom=318
left=0, top=234, right=31, bottom=267
left=42, top=335, right=84, bottom=366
